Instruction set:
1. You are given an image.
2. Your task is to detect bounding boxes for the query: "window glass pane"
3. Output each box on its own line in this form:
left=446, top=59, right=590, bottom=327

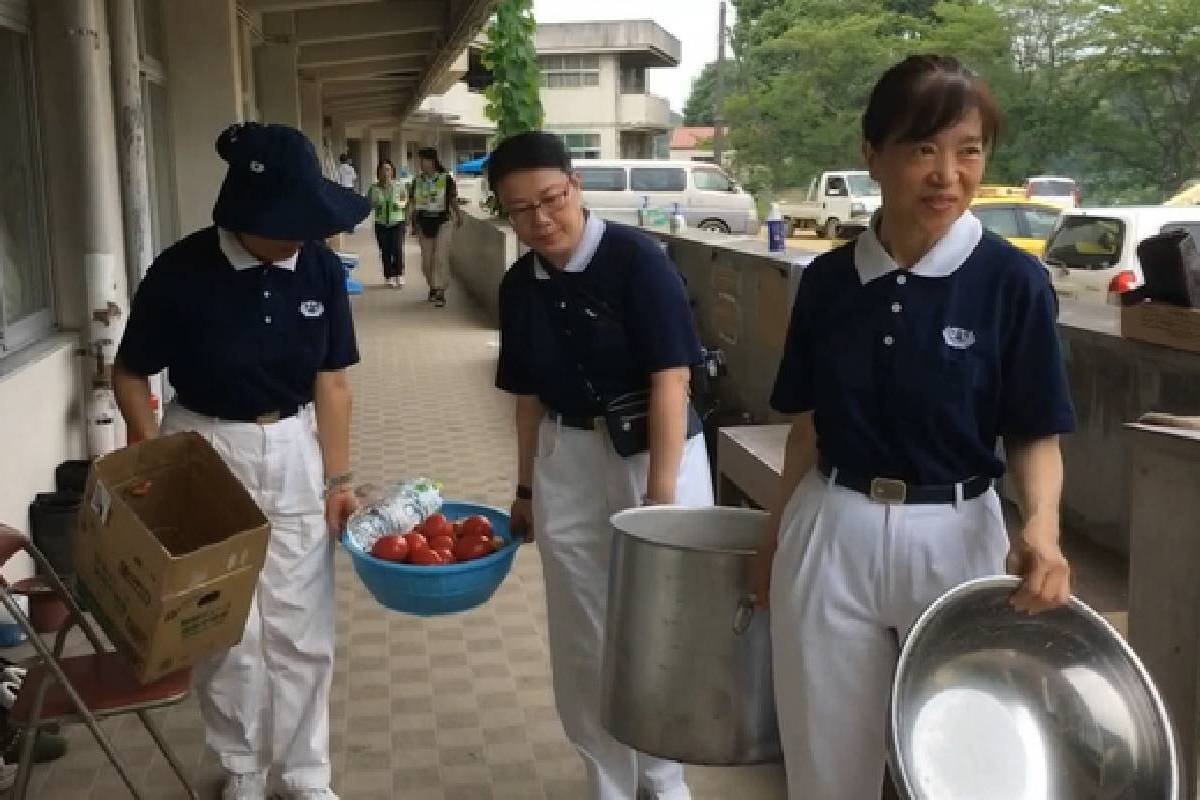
left=974, top=207, right=1022, bottom=238
left=582, top=72, right=600, bottom=87
left=631, top=168, right=686, bottom=192
left=561, top=73, right=580, bottom=88
left=0, top=29, right=51, bottom=329
left=145, top=78, right=177, bottom=256
left=693, top=169, right=732, bottom=192
left=577, top=167, right=626, bottom=191
left=580, top=55, right=599, bottom=69
left=1022, top=207, right=1061, bottom=239
left=1044, top=216, right=1125, bottom=270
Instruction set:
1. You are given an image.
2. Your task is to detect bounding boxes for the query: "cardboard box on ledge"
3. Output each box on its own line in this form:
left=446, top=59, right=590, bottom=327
left=75, top=432, right=269, bottom=684
left=1121, top=300, right=1200, bottom=355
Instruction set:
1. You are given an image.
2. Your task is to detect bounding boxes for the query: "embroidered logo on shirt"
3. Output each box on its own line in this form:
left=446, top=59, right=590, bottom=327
left=300, top=300, right=325, bottom=318
left=250, top=160, right=266, bottom=173
left=943, top=326, right=976, bottom=349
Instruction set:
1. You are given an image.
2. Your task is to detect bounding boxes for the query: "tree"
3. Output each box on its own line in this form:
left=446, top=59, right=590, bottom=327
left=683, top=62, right=720, bottom=126
left=481, top=0, right=544, bottom=144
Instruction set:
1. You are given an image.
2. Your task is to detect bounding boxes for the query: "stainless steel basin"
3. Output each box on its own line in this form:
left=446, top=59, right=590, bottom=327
left=890, top=576, right=1179, bottom=799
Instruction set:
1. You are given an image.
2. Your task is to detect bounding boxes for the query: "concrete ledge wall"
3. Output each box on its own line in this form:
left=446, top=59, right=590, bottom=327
left=449, top=212, right=519, bottom=325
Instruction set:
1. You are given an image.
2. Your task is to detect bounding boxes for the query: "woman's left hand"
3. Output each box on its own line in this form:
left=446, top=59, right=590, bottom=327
left=1006, top=517, right=1071, bottom=613
left=325, top=486, right=359, bottom=538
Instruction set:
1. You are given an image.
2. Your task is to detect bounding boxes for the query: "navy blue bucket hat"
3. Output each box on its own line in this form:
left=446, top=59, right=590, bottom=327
left=212, top=123, right=370, bottom=240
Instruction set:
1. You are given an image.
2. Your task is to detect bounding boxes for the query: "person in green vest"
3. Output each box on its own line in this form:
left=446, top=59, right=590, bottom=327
left=367, top=159, right=407, bottom=288
left=406, top=147, right=462, bottom=307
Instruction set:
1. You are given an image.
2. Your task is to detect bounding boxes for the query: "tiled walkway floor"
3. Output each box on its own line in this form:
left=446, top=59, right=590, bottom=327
left=22, top=228, right=787, bottom=799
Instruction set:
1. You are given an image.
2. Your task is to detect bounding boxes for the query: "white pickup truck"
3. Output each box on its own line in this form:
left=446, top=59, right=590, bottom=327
left=777, top=170, right=881, bottom=238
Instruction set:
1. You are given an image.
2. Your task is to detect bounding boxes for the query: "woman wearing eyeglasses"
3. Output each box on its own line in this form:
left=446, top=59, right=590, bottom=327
left=488, top=131, right=713, bottom=800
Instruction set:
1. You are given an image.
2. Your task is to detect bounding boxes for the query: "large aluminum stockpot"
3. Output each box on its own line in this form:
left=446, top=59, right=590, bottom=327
left=890, top=576, right=1179, bottom=800
left=601, top=506, right=781, bottom=765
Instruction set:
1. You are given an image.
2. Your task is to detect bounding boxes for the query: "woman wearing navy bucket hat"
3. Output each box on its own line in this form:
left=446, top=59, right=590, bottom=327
left=113, top=122, right=370, bottom=800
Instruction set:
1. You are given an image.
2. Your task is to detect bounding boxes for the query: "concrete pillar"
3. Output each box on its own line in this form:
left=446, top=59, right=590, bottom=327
left=163, top=0, right=243, bottom=235
left=254, top=12, right=299, bottom=126
left=108, top=0, right=153, bottom=283
left=362, top=127, right=380, bottom=177
left=300, top=78, right=323, bottom=152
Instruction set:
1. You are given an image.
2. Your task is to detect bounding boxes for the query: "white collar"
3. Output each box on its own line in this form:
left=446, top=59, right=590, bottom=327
left=534, top=212, right=606, bottom=280
left=218, top=227, right=300, bottom=272
left=853, top=210, right=982, bottom=285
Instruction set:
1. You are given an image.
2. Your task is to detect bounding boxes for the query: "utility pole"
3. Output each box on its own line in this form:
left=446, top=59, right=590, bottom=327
left=712, top=0, right=727, bottom=166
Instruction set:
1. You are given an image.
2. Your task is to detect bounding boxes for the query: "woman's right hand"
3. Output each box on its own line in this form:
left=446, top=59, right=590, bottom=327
left=510, top=497, right=534, bottom=543
left=751, top=530, right=777, bottom=609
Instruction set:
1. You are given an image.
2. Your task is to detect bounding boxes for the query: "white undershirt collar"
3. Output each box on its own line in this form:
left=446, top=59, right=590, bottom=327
left=853, top=210, right=982, bottom=285
left=533, top=212, right=606, bottom=280
left=218, top=227, right=300, bottom=271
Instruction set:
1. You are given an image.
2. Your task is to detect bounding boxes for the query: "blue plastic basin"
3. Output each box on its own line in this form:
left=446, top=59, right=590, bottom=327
left=342, top=501, right=518, bottom=616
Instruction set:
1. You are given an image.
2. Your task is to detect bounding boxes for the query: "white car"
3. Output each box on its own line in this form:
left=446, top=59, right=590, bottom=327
left=574, top=160, right=760, bottom=235
left=1025, top=176, right=1080, bottom=210
left=1042, top=206, right=1200, bottom=303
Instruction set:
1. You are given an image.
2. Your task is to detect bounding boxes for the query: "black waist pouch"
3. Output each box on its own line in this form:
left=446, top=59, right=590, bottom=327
left=604, top=390, right=704, bottom=457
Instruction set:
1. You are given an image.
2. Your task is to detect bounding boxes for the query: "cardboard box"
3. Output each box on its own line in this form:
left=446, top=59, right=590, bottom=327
left=1121, top=301, right=1200, bottom=355
left=75, top=432, right=269, bottom=684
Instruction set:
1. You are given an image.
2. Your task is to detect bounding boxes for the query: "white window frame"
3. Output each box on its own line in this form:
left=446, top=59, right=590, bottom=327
left=540, top=54, right=601, bottom=89
left=0, top=6, right=55, bottom=357
left=558, top=132, right=601, bottom=160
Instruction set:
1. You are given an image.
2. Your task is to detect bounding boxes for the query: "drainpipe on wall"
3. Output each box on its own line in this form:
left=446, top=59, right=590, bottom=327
left=67, top=0, right=124, bottom=457
left=108, top=0, right=162, bottom=424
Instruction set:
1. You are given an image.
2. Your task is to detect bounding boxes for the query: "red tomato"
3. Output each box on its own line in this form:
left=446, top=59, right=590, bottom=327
left=408, top=548, right=445, bottom=566
left=423, top=513, right=454, bottom=540
left=428, top=534, right=456, bottom=552
left=402, top=532, right=429, bottom=553
left=370, top=534, right=409, bottom=562
left=459, top=515, right=492, bottom=540
left=454, top=537, right=491, bottom=562
left=434, top=547, right=457, bottom=564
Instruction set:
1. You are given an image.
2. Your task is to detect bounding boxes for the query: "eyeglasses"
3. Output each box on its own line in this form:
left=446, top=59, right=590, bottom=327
left=505, top=184, right=573, bottom=223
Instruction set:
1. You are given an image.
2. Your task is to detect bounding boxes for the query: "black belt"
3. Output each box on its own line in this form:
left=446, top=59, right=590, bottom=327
left=818, top=458, right=991, bottom=505
left=548, top=411, right=601, bottom=430
left=182, top=403, right=300, bottom=425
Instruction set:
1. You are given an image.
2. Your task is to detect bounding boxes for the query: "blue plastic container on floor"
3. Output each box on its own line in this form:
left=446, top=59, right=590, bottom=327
left=342, top=501, right=518, bottom=616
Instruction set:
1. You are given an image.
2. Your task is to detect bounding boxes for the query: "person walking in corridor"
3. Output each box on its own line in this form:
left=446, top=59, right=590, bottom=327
left=407, top=146, right=462, bottom=307
left=368, top=158, right=407, bottom=288
left=113, top=122, right=368, bottom=800
left=489, top=131, right=713, bottom=800
left=334, top=153, right=356, bottom=190
left=754, top=55, right=1075, bottom=800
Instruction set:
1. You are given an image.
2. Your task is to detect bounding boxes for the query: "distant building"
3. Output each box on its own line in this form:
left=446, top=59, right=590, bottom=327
left=670, top=127, right=716, bottom=162
left=399, top=19, right=682, bottom=168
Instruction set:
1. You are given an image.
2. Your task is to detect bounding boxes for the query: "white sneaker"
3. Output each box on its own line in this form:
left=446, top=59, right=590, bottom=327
left=396, top=275, right=406, bottom=287
left=222, top=771, right=267, bottom=800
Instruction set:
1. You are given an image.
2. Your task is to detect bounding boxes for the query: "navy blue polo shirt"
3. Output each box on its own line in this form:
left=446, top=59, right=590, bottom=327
left=771, top=213, right=1075, bottom=485
left=495, top=216, right=702, bottom=414
left=117, top=226, right=359, bottom=420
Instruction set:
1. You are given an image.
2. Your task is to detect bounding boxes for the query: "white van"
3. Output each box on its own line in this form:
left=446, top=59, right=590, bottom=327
left=573, top=160, right=760, bottom=235
left=1043, top=206, right=1200, bottom=303
left=1025, top=176, right=1080, bottom=210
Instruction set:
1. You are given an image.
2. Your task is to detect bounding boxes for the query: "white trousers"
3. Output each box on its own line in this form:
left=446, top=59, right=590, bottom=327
left=160, top=404, right=336, bottom=791
left=533, top=419, right=715, bottom=800
left=769, top=469, right=1009, bottom=800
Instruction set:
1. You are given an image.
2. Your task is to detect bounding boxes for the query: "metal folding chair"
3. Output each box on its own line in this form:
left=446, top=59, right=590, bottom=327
left=0, top=523, right=197, bottom=799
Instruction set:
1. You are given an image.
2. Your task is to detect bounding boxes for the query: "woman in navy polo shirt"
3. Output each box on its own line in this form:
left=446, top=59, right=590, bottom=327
left=755, top=56, right=1076, bottom=800
left=113, top=123, right=368, bottom=800
left=489, top=131, right=713, bottom=800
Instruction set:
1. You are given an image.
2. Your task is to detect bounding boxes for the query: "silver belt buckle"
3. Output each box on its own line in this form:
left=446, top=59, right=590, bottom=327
left=869, top=477, right=907, bottom=505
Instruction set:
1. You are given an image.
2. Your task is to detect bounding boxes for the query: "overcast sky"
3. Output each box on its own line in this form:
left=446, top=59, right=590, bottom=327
left=531, top=0, right=735, bottom=114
